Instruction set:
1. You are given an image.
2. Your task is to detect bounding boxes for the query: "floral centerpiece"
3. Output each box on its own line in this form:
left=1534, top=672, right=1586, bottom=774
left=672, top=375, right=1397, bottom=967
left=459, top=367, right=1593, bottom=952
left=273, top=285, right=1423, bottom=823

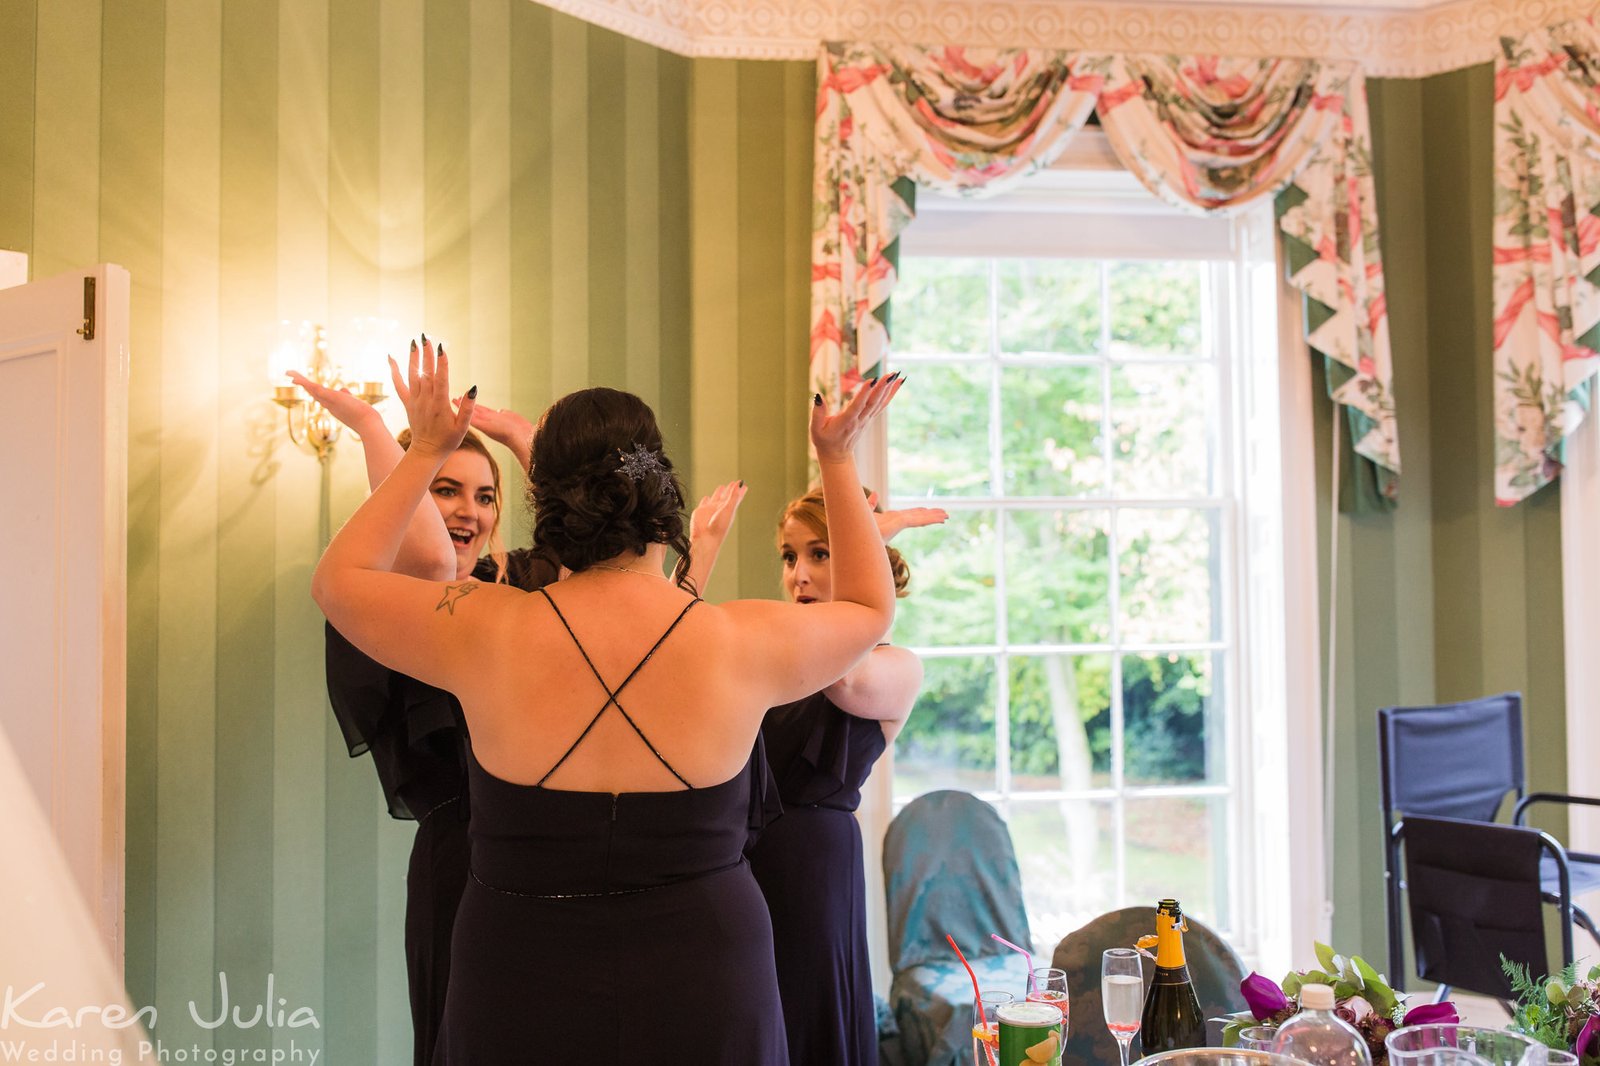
left=1502, top=960, right=1600, bottom=1065
left=1222, top=943, right=1459, bottom=1065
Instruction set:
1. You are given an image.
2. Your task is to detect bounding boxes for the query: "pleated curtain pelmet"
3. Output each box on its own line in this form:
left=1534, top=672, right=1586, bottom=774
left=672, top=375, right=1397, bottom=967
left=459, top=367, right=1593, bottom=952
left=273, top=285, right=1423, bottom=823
left=809, top=43, right=1401, bottom=501
left=1492, top=20, right=1600, bottom=505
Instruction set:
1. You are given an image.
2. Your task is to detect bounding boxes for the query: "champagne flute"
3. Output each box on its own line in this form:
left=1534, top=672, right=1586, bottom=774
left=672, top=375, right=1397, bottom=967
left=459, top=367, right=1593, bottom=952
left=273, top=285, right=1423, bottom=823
left=1102, top=948, right=1144, bottom=1066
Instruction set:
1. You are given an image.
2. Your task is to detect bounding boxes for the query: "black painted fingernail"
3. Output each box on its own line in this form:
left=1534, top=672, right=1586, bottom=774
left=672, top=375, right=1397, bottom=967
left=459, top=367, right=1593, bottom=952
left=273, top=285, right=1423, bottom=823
left=410, top=339, right=418, bottom=354
left=813, top=393, right=822, bottom=406
left=421, top=332, right=428, bottom=344
left=438, top=343, right=446, bottom=358
left=738, top=479, right=745, bottom=488
left=467, top=385, right=478, bottom=399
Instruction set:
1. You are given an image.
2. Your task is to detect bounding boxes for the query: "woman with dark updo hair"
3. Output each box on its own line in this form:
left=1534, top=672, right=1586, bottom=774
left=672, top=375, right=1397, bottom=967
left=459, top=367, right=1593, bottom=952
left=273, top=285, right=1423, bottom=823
left=312, top=341, right=903, bottom=1064
left=295, top=348, right=741, bottom=1066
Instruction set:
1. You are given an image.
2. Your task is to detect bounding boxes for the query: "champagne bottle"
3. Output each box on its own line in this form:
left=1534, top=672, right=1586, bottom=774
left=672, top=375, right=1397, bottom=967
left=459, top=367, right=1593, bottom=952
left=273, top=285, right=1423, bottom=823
left=1137, top=898, right=1207, bottom=1055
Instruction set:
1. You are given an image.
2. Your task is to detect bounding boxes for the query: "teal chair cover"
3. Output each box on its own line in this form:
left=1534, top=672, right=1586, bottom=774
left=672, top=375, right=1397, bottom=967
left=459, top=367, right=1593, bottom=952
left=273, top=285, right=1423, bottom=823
left=881, top=791, right=1032, bottom=1066
left=1049, top=906, right=1247, bottom=1065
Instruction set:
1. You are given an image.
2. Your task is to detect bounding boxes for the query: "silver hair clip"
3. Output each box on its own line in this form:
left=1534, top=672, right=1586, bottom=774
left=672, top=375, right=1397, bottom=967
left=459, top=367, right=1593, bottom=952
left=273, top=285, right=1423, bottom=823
left=618, top=444, right=675, bottom=495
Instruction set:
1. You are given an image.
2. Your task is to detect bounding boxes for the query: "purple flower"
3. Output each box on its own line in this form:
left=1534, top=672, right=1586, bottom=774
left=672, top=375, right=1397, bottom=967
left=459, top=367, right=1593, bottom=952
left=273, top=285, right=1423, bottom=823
left=1402, top=1001, right=1460, bottom=1027
left=1242, top=973, right=1290, bottom=1021
left=1576, top=1014, right=1599, bottom=1059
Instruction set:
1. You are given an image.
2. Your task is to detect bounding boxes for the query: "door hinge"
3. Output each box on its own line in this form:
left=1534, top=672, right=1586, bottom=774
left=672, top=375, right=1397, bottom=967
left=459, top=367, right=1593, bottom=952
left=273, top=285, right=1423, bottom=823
left=75, top=276, right=95, bottom=341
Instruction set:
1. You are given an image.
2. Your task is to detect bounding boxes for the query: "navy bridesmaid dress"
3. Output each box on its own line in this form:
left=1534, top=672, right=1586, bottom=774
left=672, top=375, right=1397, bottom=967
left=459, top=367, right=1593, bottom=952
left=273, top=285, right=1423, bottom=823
left=324, top=550, right=555, bottom=1066
left=748, top=691, right=888, bottom=1066
left=431, top=589, right=790, bottom=1064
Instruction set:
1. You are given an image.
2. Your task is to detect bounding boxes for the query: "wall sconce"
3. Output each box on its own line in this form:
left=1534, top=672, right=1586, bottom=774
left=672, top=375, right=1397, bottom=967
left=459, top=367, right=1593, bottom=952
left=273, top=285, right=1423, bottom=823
left=270, top=321, right=391, bottom=463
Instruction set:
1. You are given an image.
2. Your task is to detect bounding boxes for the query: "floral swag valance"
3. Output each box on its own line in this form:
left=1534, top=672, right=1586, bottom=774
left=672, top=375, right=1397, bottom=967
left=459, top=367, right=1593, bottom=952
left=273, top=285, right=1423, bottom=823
left=810, top=43, right=1400, bottom=499
left=1493, top=20, right=1600, bottom=505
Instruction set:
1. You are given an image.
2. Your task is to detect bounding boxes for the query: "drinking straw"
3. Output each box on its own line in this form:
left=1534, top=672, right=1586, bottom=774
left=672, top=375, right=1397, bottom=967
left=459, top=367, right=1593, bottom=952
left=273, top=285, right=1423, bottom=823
left=990, top=933, right=1034, bottom=993
left=947, top=934, right=997, bottom=1066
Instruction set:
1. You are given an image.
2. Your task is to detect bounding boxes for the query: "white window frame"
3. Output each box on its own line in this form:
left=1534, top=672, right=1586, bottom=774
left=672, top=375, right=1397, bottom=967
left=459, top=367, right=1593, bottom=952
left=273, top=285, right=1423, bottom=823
left=855, top=133, right=1324, bottom=988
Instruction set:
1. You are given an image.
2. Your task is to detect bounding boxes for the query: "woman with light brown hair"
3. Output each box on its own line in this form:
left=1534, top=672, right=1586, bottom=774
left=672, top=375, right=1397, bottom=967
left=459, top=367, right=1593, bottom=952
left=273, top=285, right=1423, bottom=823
left=748, top=483, right=946, bottom=1066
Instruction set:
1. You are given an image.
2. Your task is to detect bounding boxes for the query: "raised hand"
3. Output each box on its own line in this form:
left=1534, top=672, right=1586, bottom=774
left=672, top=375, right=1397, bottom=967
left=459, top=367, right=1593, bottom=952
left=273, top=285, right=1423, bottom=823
left=387, top=335, right=475, bottom=459
left=684, top=478, right=749, bottom=595
left=691, top=479, right=748, bottom=550
left=286, top=370, right=384, bottom=435
left=810, top=373, right=904, bottom=464
left=863, top=490, right=949, bottom=543
left=875, top=506, right=948, bottom=543
left=470, top=403, right=535, bottom=475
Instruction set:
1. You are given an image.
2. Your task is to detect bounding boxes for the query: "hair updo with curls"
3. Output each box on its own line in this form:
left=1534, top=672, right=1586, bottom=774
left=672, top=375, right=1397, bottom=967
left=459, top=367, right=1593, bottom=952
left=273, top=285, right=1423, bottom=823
left=777, top=486, right=912, bottom=598
left=529, top=387, right=693, bottom=586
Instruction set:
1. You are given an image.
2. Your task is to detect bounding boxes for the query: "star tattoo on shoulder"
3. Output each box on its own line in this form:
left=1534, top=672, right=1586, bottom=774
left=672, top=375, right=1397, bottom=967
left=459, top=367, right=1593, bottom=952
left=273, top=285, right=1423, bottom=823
left=435, top=581, right=480, bottom=615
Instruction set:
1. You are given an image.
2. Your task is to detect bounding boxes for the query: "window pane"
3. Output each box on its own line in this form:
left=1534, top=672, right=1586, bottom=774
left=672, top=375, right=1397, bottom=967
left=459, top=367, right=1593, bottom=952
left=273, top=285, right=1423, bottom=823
left=1008, top=654, right=1112, bottom=791
left=1125, top=795, right=1228, bottom=931
left=1122, top=652, right=1222, bottom=786
left=997, top=259, right=1102, bottom=355
left=894, top=655, right=998, bottom=797
left=888, top=361, right=991, bottom=498
left=894, top=257, right=991, bottom=355
left=1005, top=509, right=1111, bottom=645
left=1000, top=365, right=1104, bottom=497
left=1108, top=261, right=1203, bottom=356
left=1110, top=362, right=1215, bottom=498
left=893, top=509, right=996, bottom=647
left=1117, top=508, right=1219, bottom=644
left=1008, top=800, right=1115, bottom=951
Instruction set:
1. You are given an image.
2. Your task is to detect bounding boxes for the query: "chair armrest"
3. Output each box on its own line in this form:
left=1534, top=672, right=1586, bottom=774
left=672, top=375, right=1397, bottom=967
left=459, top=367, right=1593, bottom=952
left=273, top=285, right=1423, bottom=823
left=1513, top=792, right=1600, bottom=825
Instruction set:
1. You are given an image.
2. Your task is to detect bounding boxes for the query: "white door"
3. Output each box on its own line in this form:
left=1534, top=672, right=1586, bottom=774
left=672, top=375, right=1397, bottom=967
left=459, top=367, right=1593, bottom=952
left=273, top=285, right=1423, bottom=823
left=0, top=264, right=130, bottom=965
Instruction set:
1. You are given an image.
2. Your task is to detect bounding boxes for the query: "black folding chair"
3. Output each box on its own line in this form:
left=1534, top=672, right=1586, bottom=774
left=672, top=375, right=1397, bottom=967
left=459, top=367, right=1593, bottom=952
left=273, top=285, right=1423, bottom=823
left=1378, top=693, right=1600, bottom=984
left=1400, top=815, right=1576, bottom=1001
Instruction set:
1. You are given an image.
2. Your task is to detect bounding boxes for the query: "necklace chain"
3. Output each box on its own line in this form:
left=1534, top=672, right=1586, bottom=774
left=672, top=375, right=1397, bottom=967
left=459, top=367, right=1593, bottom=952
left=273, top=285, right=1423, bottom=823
left=588, top=562, right=661, bottom=579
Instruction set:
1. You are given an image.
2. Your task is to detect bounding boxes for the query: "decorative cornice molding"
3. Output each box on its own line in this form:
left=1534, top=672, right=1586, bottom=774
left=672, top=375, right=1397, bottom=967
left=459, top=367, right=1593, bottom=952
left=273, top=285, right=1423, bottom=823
left=532, top=0, right=1595, bottom=76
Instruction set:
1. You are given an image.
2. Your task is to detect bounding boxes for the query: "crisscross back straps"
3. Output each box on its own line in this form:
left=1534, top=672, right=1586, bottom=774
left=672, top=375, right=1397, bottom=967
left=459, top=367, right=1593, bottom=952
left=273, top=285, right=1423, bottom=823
left=534, top=588, right=699, bottom=788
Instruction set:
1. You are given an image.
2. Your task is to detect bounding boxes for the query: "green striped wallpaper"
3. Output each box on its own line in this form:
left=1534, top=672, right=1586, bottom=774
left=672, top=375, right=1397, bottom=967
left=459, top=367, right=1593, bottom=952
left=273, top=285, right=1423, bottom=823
left=1, top=3, right=809, bottom=1059
left=1318, top=72, right=1569, bottom=966
left=1320, top=76, right=1442, bottom=962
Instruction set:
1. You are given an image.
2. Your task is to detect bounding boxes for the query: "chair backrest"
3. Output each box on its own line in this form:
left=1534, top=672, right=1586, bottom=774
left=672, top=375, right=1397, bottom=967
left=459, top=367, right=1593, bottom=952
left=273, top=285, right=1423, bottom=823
left=1400, top=814, right=1550, bottom=998
left=882, top=790, right=1030, bottom=973
left=1050, top=906, right=1246, bottom=1066
left=1377, top=694, right=1525, bottom=826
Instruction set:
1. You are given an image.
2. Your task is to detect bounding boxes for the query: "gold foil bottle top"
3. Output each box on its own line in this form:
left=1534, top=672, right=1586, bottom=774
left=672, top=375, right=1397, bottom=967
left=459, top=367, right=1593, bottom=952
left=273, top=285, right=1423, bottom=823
left=1150, top=899, right=1190, bottom=969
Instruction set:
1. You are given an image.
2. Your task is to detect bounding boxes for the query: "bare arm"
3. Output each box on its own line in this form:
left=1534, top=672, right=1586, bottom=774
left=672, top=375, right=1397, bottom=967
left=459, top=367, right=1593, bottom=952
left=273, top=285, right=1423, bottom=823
left=720, top=378, right=904, bottom=706
left=685, top=479, right=747, bottom=596
left=289, top=347, right=454, bottom=580
left=824, top=644, right=922, bottom=728
left=311, top=344, right=499, bottom=688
